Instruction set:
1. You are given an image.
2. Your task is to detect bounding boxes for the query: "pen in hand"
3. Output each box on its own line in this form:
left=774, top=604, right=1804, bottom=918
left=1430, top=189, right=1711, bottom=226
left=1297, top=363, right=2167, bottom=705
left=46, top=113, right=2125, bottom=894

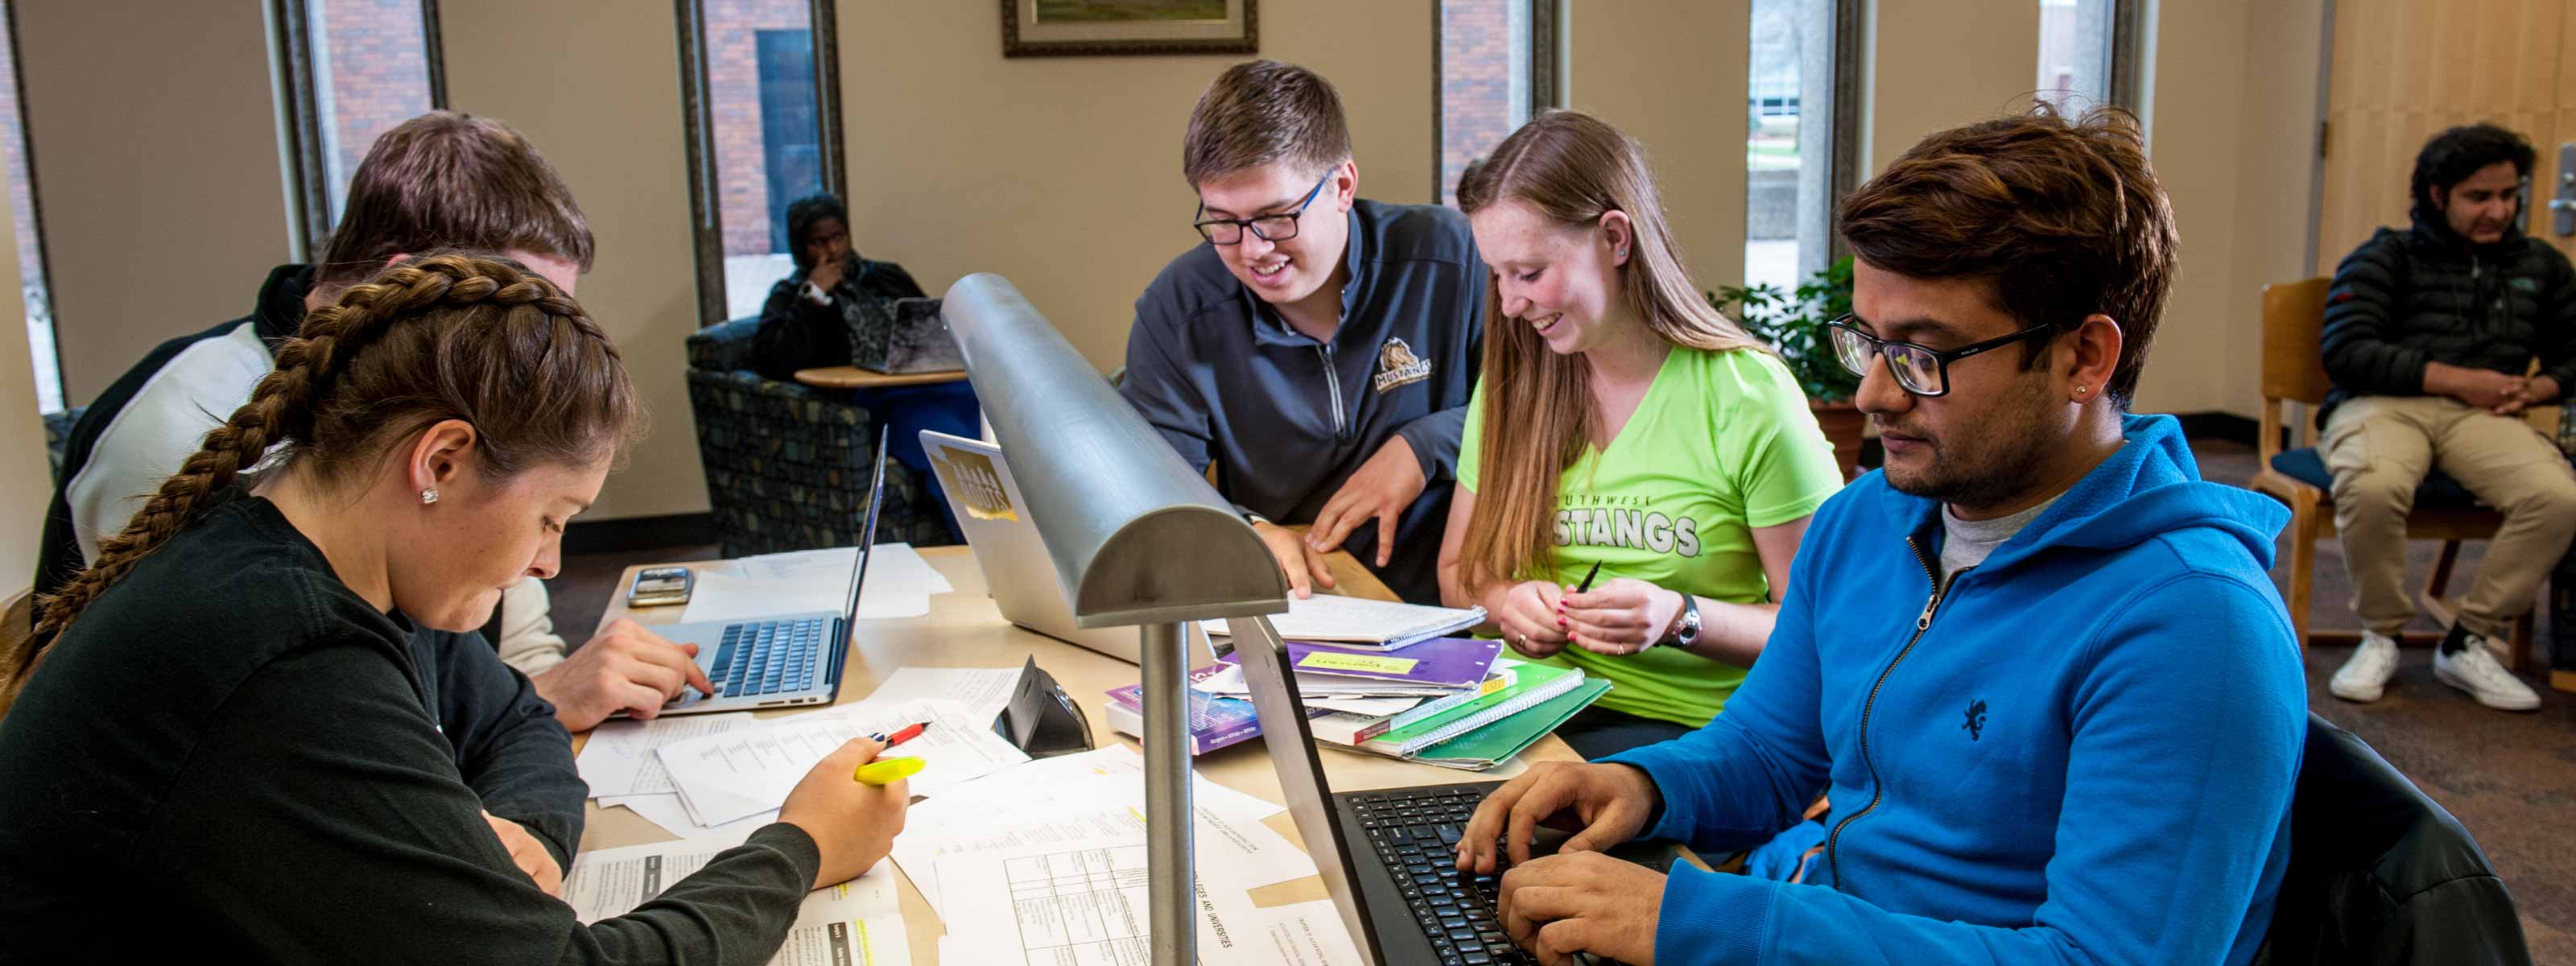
left=854, top=721, right=932, bottom=785
left=1574, top=561, right=1603, bottom=593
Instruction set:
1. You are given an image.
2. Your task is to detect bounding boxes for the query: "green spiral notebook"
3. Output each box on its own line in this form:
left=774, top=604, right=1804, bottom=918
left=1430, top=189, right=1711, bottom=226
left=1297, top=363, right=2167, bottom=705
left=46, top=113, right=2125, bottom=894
left=1405, top=677, right=1613, bottom=770
left=1332, top=659, right=1612, bottom=771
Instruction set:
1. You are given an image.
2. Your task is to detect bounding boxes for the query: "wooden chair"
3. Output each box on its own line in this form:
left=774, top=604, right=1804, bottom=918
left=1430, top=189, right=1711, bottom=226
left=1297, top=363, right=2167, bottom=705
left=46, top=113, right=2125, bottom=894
left=2250, top=279, right=2535, bottom=669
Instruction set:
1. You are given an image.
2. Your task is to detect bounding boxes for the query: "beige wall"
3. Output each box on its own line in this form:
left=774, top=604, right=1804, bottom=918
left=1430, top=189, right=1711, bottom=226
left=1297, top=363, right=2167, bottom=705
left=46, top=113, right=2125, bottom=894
left=0, top=161, right=51, bottom=579
left=18, top=3, right=292, bottom=404
left=1863, top=0, right=2038, bottom=175
left=836, top=1, right=1435, bottom=373
left=2128, top=0, right=2326, bottom=416
left=1563, top=1, right=1748, bottom=291
left=436, top=2, right=709, bottom=522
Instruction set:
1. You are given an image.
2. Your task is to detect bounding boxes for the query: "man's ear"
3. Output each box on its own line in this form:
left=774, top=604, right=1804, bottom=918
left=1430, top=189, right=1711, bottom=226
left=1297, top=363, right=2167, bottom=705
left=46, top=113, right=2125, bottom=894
left=1333, top=159, right=1360, bottom=212
left=2066, top=313, right=2124, bottom=402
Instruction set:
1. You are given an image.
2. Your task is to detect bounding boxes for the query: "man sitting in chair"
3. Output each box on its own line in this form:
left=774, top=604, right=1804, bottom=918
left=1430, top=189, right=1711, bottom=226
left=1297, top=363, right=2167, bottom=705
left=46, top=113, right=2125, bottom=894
left=2319, top=122, right=2576, bottom=712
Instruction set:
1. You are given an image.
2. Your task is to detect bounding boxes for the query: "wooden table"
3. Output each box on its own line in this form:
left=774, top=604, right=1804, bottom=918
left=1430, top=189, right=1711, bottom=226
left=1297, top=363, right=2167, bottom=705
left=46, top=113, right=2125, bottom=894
left=790, top=365, right=970, bottom=390
left=580, top=546, right=1582, bottom=964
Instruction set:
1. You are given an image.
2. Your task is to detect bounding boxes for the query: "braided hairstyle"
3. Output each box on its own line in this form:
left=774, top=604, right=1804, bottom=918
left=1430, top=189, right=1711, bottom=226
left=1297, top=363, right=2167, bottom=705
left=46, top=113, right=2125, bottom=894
left=2, top=253, right=640, bottom=712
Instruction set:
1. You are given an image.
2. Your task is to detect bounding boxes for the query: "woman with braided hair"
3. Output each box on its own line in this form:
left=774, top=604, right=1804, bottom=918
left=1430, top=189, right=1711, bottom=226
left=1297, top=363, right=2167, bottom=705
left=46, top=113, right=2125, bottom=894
left=0, top=254, right=910, bottom=964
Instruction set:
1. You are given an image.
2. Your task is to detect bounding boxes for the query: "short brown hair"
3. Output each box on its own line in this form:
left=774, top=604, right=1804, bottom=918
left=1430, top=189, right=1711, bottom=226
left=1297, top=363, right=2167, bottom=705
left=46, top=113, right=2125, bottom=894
left=316, top=111, right=596, bottom=291
left=1837, top=104, right=2176, bottom=405
left=1181, top=60, right=1352, bottom=187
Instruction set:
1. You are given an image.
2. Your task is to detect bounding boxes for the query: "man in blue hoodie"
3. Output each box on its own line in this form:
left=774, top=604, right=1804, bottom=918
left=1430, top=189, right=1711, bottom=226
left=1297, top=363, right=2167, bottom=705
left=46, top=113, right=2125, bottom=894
left=1454, top=106, right=2307, bottom=965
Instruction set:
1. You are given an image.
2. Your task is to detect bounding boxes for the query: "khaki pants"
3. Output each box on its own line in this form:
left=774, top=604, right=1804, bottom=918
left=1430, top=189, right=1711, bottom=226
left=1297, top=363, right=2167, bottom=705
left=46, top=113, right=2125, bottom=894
left=2322, top=395, right=2576, bottom=638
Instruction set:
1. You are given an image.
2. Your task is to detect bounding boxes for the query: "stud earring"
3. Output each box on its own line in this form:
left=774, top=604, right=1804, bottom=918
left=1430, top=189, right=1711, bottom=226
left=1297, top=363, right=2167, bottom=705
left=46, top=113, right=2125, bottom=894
left=419, top=488, right=439, bottom=505
left=1615, top=247, right=1629, bottom=257
left=2075, top=386, right=2090, bottom=397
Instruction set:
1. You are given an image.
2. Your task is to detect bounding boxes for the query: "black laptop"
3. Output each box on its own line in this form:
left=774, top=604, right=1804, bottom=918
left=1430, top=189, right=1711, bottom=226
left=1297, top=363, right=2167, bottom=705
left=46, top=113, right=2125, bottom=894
left=1230, top=613, right=1662, bottom=966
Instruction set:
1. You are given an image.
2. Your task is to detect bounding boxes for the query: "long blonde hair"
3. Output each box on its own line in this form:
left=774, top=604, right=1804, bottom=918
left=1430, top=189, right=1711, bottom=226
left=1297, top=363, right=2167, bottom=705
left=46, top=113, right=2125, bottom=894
left=1454, top=110, right=1768, bottom=597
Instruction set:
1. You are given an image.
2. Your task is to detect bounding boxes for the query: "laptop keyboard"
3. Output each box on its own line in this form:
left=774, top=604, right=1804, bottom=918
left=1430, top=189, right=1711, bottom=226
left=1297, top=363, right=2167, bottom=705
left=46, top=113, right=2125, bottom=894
left=1348, top=786, right=1538, bottom=966
left=708, top=617, right=827, bottom=697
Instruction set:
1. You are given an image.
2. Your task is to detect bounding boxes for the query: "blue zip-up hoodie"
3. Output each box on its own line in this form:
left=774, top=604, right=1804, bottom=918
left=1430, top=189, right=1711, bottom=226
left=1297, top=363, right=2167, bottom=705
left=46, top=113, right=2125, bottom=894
left=1603, top=414, right=2306, bottom=965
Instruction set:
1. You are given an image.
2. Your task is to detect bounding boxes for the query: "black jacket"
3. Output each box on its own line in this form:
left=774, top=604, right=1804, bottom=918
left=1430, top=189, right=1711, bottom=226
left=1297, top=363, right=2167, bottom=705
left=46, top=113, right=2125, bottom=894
left=752, top=255, right=926, bottom=381
left=2253, top=713, right=2530, bottom=966
left=1119, top=200, right=1484, bottom=605
left=2319, top=211, right=2576, bottom=423
left=0, top=495, right=819, bottom=964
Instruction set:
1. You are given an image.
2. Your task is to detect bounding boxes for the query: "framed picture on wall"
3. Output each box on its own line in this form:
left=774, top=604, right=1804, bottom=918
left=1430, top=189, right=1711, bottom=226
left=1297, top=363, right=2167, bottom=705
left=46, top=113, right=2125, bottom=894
left=1001, top=0, right=1257, bottom=57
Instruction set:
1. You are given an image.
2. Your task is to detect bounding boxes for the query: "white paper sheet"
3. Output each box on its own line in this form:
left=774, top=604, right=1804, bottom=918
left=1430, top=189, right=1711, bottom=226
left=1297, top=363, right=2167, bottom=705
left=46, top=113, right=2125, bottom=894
left=894, top=761, right=1308, bottom=923
left=771, top=917, right=909, bottom=966
left=657, top=697, right=1030, bottom=826
left=576, top=712, right=756, bottom=798
left=869, top=665, right=1021, bottom=723
left=1253, top=901, right=1368, bottom=966
left=563, top=832, right=898, bottom=929
left=678, top=543, right=949, bottom=624
left=1207, top=595, right=1483, bottom=644
left=601, top=792, right=780, bottom=840
left=931, top=840, right=1265, bottom=965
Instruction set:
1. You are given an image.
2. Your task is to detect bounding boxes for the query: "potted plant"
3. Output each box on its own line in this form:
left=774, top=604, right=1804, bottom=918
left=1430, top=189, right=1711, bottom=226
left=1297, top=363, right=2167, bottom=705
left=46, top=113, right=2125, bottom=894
left=1713, top=256, right=1867, bottom=481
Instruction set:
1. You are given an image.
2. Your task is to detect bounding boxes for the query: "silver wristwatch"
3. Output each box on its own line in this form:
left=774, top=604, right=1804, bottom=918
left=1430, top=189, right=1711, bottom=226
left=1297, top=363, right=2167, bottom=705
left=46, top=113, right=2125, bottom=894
left=1661, top=592, right=1702, bottom=649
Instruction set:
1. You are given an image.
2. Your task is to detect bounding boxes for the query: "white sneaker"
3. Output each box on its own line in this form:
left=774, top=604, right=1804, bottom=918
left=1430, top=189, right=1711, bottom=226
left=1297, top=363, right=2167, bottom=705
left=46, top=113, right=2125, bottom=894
left=2433, top=636, right=2542, bottom=712
left=2329, top=632, right=2401, bottom=703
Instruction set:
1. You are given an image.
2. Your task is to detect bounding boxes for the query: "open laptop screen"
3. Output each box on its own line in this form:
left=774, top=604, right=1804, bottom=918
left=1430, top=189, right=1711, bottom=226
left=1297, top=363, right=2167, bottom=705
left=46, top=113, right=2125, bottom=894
left=840, top=428, right=892, bottom=623
left=1232, top=614, right=1387, bottom=966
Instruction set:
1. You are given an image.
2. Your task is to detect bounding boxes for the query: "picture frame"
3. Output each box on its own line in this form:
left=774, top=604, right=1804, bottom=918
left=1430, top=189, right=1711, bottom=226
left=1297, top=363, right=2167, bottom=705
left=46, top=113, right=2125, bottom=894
left=1001, top=0, right=1257, bottom=58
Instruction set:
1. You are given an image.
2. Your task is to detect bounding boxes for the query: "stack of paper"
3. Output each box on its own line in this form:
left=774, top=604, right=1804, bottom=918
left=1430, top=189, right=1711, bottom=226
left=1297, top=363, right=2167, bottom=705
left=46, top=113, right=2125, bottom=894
left=654, top=696, right=1030, bottom=827
left=1208, top=595, right=1485, bottom=651
left=678, top=542, right=955, bottom=624
left=1326, top=659, right=1612, bottom=770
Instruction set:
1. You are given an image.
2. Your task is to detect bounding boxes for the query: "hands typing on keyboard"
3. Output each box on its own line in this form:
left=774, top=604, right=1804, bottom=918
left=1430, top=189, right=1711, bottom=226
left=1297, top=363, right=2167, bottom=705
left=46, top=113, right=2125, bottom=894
left=1442, top=761, right=1670, bottom=966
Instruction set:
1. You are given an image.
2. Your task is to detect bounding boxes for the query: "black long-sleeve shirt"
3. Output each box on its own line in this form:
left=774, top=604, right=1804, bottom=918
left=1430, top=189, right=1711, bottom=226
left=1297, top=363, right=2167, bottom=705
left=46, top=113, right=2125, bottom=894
left=0, top=494, right=821, bottom=964
left=751, top=256, right=927, bottom=381
left=1118, top=199, right=1485, bottom=604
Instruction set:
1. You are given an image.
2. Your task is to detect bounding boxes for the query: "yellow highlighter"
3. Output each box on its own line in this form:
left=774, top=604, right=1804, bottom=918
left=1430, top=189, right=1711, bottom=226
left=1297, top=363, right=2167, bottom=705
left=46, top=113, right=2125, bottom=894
left=853, top=756, right=925, bottom=786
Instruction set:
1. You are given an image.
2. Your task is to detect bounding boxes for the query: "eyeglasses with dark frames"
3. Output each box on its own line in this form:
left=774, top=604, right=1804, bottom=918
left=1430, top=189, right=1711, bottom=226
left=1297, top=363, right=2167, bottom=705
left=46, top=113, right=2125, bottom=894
left=1192, top=170, right=1332, bottom=246
left=1825, top=316, right=2062, bottom=397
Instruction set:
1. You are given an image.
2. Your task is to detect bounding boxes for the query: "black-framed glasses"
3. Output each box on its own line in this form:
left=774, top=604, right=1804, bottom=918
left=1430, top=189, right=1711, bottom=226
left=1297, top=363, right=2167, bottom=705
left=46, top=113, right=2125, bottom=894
left=1192, top=170, right=1331, bottom=245
left=1825, top=316, right=2061, bottom=397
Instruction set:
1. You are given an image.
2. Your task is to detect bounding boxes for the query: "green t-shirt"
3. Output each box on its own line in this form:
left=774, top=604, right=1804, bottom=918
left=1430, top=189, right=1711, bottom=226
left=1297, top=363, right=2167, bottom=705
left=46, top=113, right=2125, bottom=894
left=1458, top=345, right=1843, bottom=728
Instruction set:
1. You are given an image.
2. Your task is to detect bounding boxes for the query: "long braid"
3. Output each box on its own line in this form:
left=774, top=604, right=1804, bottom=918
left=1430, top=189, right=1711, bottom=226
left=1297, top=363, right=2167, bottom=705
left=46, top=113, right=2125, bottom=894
left=3, top=254, right=596, bottom=712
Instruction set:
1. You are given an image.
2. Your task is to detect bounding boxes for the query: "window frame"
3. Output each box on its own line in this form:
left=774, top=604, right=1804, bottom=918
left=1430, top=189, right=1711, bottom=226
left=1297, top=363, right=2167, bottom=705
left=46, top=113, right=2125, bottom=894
left=676, top=0, right=846, bottom=329
left=1430, top=0, right=1560, bottom=205
left=270, top=0, right=450, bottom=261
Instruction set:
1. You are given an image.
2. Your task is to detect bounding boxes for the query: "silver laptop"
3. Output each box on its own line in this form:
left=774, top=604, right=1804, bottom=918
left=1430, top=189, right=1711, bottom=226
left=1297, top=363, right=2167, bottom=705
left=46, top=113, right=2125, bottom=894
left=919, top=429, right=1146, bottom=663
left=648, top=431, right=890, bottom=716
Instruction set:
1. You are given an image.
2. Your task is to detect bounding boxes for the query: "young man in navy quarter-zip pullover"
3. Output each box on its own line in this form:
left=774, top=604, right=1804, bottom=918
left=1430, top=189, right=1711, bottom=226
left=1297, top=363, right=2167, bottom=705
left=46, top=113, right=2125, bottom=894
left=1451, top=105, right=2307, bottom=966
left=1120, top=60, right=1484, bottom=605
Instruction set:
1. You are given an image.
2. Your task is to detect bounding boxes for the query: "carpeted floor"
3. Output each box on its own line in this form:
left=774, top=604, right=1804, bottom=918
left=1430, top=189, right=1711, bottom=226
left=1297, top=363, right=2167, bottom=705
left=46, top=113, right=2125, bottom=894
left=546, top=435, right=2576, bottom=958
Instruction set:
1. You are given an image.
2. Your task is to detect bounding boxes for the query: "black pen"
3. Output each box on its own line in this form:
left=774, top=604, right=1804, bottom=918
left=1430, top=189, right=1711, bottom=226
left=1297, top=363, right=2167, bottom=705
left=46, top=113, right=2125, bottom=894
left=1574, top=561, right=1603, bottom=593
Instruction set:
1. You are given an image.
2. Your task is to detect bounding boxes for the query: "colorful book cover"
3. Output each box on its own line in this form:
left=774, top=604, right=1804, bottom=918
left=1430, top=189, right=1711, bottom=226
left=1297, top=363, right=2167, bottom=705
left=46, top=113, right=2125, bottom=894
left=1309, top=667, right=1516, bottom=746
left=1284, top=636, right=1502, bottom=689
left=1105, top=664, right=1323, bottom=755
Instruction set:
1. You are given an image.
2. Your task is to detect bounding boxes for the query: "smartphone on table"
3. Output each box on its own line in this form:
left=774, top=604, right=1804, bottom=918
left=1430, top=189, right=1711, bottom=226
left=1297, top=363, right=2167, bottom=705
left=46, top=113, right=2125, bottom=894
left=626, top=566, right=694, bottom=607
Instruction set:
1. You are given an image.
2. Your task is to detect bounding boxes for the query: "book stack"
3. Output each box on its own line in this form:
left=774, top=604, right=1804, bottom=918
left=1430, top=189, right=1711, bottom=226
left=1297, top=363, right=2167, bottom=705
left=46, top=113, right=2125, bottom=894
left=1208, top=596, right=1486, bottom=652
left=1193, top=636, right=1609, bottom=772
left=1101, top=664, right=1330, bottom=756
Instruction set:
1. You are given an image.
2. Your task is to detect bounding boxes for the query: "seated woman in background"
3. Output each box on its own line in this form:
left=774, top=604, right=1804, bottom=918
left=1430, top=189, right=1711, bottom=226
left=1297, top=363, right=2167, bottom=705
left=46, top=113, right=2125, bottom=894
left=0, top=254, right=908, bottom=964
left=753, top=192, right=928, bottom=381
left=1439, top=111, right=1845, bottom=759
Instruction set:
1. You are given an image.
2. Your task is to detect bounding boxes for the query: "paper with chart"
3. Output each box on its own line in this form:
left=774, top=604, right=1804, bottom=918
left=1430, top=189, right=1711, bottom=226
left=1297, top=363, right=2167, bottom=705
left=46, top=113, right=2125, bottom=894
left=769, top=918, right=909, bottom=966
left=576, top=712, right=756, bottom=798
left=894, top=769, right=1313, bottom=923
left=932, top=840, right=1264, bottom=966
left=676, top=542, right=952, bottom=625
left=871, top=665, right=1022, bottom=724
left=562, top=832, right=898, bottom=929
left=656, top=697, right=1030, bottom=826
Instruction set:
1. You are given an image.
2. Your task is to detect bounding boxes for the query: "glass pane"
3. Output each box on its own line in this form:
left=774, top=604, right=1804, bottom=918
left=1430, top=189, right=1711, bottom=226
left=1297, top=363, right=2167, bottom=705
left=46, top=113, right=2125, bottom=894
left=2036, top=0, right=2114, bottom=114
left=305, top=0, right=435, bottom=226
left=1744, top=0, right=1834, bottom=295
left=703, top=1, right=820, bottom=322
left=1439, top=0, right=1531, bottom=206
left=0, top=0, right=55, bottom=413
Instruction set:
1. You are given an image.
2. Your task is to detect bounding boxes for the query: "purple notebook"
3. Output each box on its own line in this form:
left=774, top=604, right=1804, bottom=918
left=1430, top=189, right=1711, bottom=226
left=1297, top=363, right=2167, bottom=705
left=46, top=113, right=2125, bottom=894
left=1105, top=664, right=1325, bottom=754
left=1279, top=636, right=1504, bottom=690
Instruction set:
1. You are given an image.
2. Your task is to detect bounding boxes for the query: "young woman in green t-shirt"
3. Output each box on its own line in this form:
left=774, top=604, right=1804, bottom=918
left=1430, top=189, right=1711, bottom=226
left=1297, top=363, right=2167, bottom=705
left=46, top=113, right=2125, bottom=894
left=1436, top=111, right=1846, bottom=758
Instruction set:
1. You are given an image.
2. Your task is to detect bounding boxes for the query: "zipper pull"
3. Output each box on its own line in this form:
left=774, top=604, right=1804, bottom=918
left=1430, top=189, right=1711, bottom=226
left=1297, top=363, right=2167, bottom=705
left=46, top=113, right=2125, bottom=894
left=1916, top=591, right=1940, bottom=631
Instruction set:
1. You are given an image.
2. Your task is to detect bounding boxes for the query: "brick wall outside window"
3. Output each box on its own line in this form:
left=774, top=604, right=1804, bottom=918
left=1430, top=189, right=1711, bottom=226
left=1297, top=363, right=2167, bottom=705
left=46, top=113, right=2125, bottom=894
left=706, top=0, right=813, bottom=258
left=1441, top=0, right=1524, bottom=206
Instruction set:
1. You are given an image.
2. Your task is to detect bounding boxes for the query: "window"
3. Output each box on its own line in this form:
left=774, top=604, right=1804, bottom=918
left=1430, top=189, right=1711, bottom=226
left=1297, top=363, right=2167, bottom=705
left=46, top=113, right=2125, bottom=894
left=1742, top=0, right=1857, bottom=295
left=0, top=1, right=55, bottom=413
left=679, top=0, right=845, bottom=326
left=2036, top=0, right=2139, bottom=114
left=276, top=0, right=444, bottom=256
left=1435, top=0, right=1545, bottom=206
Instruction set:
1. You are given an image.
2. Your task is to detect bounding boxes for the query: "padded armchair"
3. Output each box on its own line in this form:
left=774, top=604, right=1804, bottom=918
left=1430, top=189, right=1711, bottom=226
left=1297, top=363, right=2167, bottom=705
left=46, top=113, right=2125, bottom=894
left=2250, top=279, right=2536, bottom=667
left=2253, top=713, right=2529, bottom=965
left=686, top=316, right=950, bottom=558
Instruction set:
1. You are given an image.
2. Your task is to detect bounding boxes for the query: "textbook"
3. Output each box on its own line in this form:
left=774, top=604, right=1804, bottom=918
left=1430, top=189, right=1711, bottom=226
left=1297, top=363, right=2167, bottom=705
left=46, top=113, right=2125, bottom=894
left=1405, top=677, right=1612, bottom=771
left=1282, top=636, right=1502, bottom=690
left=1331, top=660, right=1595, bottom=766
left=1308, top=666, right=1517, bottom=746
left=1208, top=595, right=1486, bottom=651
left=1104, top=664, right=1324, bottom=755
